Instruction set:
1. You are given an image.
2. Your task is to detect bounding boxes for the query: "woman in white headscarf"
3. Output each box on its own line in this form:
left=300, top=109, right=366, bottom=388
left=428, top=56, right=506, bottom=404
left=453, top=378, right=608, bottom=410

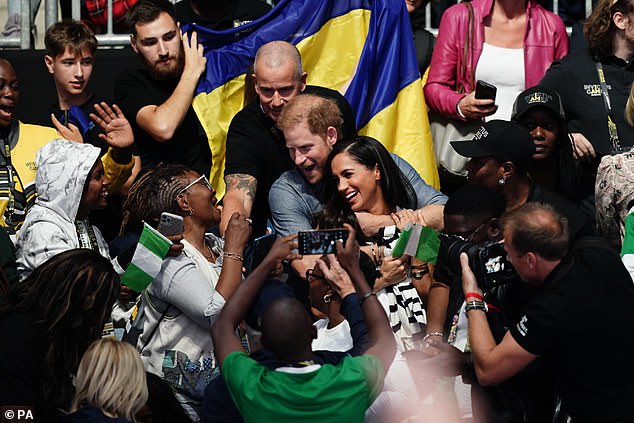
left=16, top=138, right=112, bottom=279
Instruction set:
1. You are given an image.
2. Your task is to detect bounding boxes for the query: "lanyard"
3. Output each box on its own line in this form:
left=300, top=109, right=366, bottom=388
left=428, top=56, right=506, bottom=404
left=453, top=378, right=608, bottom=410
left=595, top=62, right=623, bottom=153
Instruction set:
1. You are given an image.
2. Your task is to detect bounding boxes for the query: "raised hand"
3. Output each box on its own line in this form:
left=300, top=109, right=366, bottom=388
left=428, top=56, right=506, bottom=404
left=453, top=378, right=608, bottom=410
left=89, top=102, right=134, bottom=149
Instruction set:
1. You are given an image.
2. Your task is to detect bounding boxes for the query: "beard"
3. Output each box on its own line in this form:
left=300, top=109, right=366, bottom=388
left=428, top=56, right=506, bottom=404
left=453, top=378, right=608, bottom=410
left=140, top=47, right=185, bottom=81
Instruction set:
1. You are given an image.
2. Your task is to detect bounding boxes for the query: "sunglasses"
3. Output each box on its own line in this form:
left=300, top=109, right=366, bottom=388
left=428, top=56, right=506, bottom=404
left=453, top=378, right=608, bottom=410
left=176, top=175, right=214, bottom=197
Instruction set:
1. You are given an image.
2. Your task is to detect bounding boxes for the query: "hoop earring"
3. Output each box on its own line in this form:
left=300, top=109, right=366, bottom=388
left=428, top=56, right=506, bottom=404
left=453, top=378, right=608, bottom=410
left=323, top=293, right=333, bottom=304
left=498, top=177, right=506, bottom=186
left=189, top=208, right=195, bottom=216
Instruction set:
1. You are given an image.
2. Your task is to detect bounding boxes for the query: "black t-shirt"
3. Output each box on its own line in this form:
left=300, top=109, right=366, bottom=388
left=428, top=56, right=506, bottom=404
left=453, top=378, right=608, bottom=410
left=36, top=94, right=109, bottom=155
left=527, top=183, right=594, bottom=243
left=224, top=85, right=356, bottom=238
left=174, top=0, right=271, bottom=30
left=540, top=49, right=634, bottom=156
left=114, top=68, right=212, bottom=176
left=510, top=237, right=634, bottom=423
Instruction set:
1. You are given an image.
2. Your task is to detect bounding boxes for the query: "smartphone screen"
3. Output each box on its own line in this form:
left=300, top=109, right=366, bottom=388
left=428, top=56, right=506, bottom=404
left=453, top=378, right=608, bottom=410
left=298, top=229, right=348, bottom=255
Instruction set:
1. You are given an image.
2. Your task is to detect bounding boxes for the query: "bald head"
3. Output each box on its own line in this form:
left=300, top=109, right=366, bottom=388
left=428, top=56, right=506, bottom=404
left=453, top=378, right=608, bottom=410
left=254, top=41, right=303, bottom=79
left=501, top=203, right=569, bottom=260
left=261, top=297, right=315, bottom=358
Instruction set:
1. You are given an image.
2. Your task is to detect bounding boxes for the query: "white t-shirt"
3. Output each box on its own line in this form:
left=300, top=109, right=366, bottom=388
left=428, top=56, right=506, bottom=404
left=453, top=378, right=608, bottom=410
left=312, top=318, right=353, bottom=352
left=475, top=43, right=525, bottom=121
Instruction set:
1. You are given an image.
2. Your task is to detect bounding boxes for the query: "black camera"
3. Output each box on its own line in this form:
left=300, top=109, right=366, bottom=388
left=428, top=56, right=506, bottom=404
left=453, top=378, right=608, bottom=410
left=434, top=234, right=517, bottom=291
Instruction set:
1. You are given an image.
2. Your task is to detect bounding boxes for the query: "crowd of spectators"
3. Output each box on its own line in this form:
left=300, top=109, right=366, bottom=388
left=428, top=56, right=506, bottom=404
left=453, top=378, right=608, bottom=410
left=2, top=0, right=634, bottom=422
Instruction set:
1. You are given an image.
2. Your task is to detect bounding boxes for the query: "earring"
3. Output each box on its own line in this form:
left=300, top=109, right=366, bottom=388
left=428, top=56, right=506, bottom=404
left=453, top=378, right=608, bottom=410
left=189, top=208, right=195, bottom=216
left=323, top=293, right=333, bottom=304
left=498, top=177, right=506, bottom=186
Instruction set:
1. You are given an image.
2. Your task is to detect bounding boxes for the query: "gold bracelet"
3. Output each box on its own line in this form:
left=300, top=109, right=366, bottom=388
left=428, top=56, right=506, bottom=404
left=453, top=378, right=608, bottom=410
left=222, top=252, right=244, bottom=262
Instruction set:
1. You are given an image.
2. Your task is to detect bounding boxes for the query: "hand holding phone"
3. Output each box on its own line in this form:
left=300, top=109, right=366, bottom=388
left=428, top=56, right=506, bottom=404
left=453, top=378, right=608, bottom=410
left=157, top=212, right=184, bottom=237
left=475, top=80, right=497, bottom=102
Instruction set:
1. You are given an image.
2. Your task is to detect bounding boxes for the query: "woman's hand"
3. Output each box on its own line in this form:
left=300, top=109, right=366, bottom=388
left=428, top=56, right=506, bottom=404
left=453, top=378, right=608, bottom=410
left=316, top=254, right=356, bottom=298
left=570, top=132, right=596, bottom=161
left=374, top=254, right=409, bottom=291
left=223, top=212, right=251, bottom=254
left=391, top=209, right=420, bottom=231
left=457, top=91, right=497, bottom=120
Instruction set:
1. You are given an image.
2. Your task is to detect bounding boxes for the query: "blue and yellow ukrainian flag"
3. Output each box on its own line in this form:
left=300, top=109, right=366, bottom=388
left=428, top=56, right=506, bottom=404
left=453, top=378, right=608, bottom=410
left=186, top=0, right=438, bottom=198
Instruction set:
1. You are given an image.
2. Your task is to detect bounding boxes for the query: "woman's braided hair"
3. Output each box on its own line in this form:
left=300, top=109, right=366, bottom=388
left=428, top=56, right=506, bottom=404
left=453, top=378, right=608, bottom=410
left=120, top=163, right=192, bottom=235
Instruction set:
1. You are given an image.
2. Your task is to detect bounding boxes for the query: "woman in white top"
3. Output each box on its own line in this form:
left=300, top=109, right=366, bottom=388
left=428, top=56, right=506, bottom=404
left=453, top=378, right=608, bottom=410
left=120, top=164, right=250, bottom=422
left=424, top=0, right=568, bottom=121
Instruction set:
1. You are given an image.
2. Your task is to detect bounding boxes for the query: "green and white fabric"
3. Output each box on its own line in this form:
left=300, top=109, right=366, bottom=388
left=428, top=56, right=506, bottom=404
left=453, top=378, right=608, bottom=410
left=121, top=222, right=171, bottom=292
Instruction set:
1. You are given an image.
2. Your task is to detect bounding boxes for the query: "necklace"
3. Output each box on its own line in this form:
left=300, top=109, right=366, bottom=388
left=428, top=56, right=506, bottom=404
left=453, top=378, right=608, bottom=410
left=202, top=242, right=216, bottom=262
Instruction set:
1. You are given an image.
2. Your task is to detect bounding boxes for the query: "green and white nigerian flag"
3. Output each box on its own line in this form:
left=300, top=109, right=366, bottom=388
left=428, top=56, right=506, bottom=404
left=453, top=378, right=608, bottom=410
left=621, top=207, right=634, bottom=280
left=121, top=222, right=172, bottom=292
left=391, top=223, right=441, bottom=264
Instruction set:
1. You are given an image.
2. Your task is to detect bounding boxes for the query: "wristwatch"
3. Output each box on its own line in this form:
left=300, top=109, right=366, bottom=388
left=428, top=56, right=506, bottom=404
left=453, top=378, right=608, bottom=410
left=465, top=300, right=488, bottom=314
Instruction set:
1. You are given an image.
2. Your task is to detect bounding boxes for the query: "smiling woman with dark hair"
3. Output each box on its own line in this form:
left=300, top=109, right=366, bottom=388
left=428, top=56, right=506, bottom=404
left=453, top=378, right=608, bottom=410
left=16, top=138, right=112, bottom=279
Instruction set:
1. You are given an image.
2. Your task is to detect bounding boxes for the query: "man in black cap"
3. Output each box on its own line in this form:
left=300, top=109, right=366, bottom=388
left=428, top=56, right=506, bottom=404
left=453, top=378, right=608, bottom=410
left=451, top=120, right=593, bottom=243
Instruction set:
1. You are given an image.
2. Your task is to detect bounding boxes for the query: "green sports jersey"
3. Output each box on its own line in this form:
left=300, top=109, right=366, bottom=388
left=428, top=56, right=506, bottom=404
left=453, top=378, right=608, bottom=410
left=222, top=352, right=384, bottom=423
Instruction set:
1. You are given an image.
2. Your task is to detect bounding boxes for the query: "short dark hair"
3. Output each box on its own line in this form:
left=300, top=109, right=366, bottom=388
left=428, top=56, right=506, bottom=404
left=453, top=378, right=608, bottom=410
left=45, top=20, right=97, bottom=57
left=501, top=203, right=569, bottom=260
left=261, top=297, right=314, bottom=358
left=126, top=0, right=176, bottom=36
left=444, top=184, right=506, bottom=220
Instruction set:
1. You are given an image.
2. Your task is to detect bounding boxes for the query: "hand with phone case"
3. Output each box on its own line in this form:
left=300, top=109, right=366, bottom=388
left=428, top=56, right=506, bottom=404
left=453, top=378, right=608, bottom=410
left=457, top=80, right=498, bottom=120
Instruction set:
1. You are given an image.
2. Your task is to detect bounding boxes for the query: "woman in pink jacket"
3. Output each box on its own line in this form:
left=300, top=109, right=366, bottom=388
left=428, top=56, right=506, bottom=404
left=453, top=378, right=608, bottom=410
left=424, top=0, right=569, bottom=122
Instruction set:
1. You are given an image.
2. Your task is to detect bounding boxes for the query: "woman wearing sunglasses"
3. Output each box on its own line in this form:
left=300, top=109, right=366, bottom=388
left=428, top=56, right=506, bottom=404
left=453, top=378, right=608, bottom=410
left=120, top=164, right=250, bottom=421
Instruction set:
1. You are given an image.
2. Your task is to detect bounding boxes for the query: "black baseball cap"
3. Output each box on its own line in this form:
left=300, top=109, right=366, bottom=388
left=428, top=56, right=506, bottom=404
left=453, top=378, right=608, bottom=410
left=450, top=120, right=536, bottom=170
left=511, top=86, right=565, bottom=122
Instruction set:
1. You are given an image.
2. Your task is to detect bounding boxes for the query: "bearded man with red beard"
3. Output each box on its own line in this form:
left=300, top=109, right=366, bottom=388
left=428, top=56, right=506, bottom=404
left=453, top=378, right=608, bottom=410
left=115, top=0, right=212, bottom=178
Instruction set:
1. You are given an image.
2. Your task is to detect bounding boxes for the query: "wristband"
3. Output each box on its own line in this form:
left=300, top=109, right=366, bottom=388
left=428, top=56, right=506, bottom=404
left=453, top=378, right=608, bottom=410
left=360, top=291, right=376, bottom=306
left=465, top=292, right=483, bottom=301
left=423, top=332, right=444, bottom=342
left=222, top=252, right=244, bottom=262
left=456, top=100, right=467, bottom=119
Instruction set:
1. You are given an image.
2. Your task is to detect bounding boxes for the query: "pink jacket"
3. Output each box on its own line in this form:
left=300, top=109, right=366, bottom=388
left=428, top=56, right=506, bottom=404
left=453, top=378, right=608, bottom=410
left=424, top=0, right=569, bottom=119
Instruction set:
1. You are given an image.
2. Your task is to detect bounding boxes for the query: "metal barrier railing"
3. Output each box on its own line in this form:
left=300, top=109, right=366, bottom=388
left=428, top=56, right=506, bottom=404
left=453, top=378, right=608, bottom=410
left=0, top=0, right=597, bottom=50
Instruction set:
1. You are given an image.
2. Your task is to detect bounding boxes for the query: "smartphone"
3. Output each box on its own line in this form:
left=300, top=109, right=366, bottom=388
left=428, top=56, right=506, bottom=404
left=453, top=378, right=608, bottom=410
left=475, top=80, right=497, bottom=102
left=246, top=233, right=276, bottom=274
left=157, top=212, right=184, bottom=237
left=298, top=229, right=348, bottom=255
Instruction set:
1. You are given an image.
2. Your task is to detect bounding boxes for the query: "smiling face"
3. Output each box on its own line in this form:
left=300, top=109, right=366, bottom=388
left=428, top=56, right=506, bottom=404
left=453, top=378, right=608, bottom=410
left=179, top=171, right=221, bottom=225
left=0, top=60, right=19, bottom=127
left=285, top=121, right=335, bottom=185
left=45, top=46, right=94, bottom=103
left=131, top=11, right=184, bottom=81
left=331, top=150, right=386, bottom=214
left=254, top=58, right=305, bottom=123
left=78, top=160, right=110, bottom=217
left=517, top=107, right=561, bottom=161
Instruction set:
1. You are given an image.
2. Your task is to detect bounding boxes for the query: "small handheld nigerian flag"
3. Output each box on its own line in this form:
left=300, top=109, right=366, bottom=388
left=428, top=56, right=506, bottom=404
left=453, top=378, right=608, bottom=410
left=121, top=222, right=172, bottom=292
left=391, top=223, right=440, bottom=264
